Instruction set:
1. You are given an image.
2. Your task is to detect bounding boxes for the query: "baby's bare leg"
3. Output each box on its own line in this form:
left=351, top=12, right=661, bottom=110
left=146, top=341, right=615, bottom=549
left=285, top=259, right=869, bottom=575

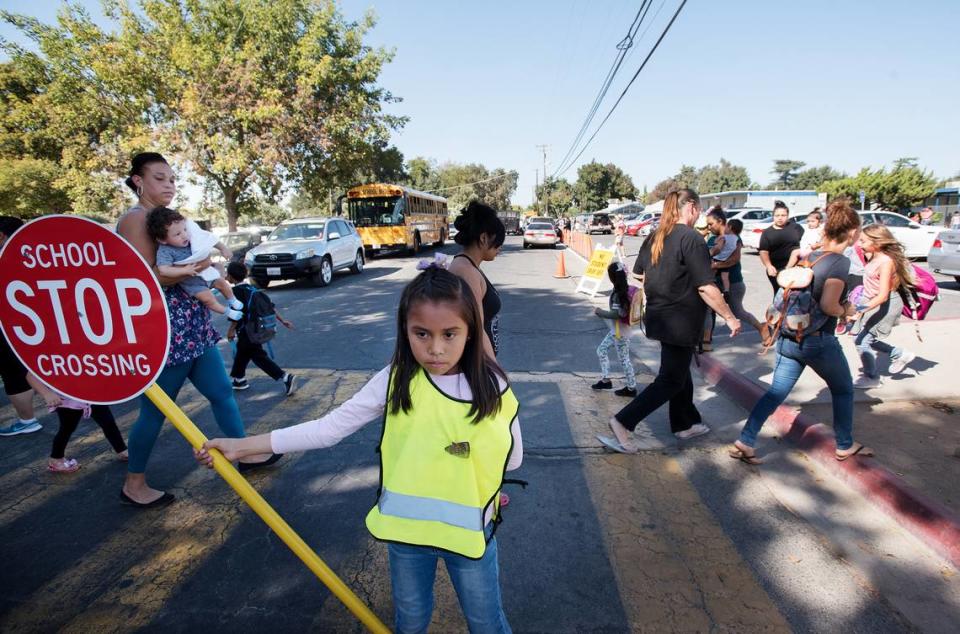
left=212, top=276, right=235, bottom=301
left=194, top=289, right=226, bottom=314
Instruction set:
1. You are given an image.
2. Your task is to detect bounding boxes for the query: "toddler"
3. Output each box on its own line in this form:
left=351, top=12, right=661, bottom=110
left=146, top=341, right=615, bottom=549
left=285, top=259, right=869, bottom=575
left=710, top=218, right=742, bottom=295
left=146, top=206, right=243, bottom=320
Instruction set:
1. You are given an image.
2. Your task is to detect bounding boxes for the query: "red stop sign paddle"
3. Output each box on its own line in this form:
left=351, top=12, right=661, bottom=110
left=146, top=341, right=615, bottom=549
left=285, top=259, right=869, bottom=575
left=0, top=216, right=170, bottom=404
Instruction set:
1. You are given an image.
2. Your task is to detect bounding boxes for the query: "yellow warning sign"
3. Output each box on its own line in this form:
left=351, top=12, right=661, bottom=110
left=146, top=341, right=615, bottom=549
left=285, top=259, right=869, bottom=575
left=583, top=248, right=615, bottom=280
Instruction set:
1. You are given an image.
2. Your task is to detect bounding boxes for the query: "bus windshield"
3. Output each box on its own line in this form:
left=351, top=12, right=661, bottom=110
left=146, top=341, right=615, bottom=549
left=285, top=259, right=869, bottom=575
left=348, top=196, right=406, bottom=227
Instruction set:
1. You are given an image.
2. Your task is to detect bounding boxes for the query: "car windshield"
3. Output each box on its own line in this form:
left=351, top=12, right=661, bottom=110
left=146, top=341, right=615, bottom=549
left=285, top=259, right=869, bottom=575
left=269, top=223, right=325, bottom=241
left=223, top=234, right=253, bottom=249
left=528, top=223, right=554, bottom=230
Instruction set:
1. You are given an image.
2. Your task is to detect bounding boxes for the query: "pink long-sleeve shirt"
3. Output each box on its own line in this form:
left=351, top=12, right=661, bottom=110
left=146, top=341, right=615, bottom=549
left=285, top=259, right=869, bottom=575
left=271, top=366, right=523, bottom=472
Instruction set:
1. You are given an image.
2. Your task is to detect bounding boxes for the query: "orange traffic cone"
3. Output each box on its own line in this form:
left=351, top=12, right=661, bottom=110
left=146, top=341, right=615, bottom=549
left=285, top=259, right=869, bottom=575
left=554, top=251, right=570, bottom=279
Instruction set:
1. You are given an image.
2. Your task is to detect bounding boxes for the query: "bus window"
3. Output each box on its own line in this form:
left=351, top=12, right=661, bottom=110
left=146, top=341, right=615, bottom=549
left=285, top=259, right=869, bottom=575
left=348, top=196, right=405, bottom=226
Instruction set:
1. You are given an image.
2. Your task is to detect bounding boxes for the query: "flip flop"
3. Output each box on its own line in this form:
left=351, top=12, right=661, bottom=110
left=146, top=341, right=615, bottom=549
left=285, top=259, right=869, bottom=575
left=836, top=444, right=875, bottom=462
left=728, top=448, right=763, bottom=466
left=596, top=434, right=638, bottom=455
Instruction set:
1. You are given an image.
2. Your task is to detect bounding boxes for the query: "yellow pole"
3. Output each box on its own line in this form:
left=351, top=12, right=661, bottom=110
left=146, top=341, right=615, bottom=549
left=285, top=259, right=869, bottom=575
left=144, top=384, right=390, bottom=634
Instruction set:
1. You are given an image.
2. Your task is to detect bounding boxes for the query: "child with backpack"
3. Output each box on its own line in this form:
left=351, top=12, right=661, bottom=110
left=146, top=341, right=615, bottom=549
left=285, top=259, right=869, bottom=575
left=591, top=262, right=639, bottom=397
left=195, top=264, right=522, bottom=632
left=850, top=225, right=919, bottom=388
left=731, top=200, right=874, bottom=465
left=225, top=262, right=296, bottom=396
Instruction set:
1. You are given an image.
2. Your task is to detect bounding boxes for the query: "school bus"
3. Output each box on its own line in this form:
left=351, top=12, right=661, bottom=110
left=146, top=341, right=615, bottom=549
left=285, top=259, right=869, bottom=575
left=344, top=183, right=448, bottom=256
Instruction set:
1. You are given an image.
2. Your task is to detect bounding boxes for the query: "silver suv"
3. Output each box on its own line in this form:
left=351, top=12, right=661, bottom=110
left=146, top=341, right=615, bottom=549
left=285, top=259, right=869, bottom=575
left=244, top=217, right=364, bottom=288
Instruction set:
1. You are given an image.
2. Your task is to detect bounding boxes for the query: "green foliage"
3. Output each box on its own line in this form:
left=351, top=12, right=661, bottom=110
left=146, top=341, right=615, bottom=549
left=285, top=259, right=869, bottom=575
left=790, top=165, right=846, bottom=190
left=405, top=156, right=440, bottom=192
left=572, top=161, right=637, bottom=212
left=695, top=158, right=751, bottom=194
left=0, top=157, right=72, bottom=218
left=769, top=159, right=806, bottom=189
left=535, top=177, right=575, bottom=216
left=2, top=0, right=403, bottom=228
left=820, top=163, right=937, bottom=211
left=403, top=159, right=517, bottom=211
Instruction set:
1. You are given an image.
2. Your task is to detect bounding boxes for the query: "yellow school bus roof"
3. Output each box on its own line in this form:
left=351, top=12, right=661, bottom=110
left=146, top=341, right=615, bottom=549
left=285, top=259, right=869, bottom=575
left=346, top=183, right=447, bottom=203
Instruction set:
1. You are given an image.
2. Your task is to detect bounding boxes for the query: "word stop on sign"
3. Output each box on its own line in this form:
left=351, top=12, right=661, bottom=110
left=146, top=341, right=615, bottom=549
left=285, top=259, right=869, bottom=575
left=0, top=216, right=170, bottom=404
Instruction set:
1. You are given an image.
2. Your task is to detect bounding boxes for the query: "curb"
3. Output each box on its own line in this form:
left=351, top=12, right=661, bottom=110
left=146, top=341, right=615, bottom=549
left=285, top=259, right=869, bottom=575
left=697, top=352, right=960, bottom=570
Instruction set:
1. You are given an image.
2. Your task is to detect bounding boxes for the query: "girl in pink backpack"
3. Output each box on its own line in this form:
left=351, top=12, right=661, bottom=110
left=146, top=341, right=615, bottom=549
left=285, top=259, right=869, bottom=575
left=850, top=224, right=918, bottom=388
left=592, top=262, right=639, bottom=397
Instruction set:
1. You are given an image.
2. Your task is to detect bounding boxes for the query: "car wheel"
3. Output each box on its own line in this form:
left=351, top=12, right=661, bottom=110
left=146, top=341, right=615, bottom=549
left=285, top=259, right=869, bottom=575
left=350, top=250, right=364, bottom=274
left=411, top=232, right=422, bottom=255
left=252, top=277, right=269, bottom=289
left=434, top=229, right=445, bottom=247
left=313, top=257, right=333, bottom=287
left=523, top=242, right=530, bottom=249
left=955, top=275, right=960, bottom=285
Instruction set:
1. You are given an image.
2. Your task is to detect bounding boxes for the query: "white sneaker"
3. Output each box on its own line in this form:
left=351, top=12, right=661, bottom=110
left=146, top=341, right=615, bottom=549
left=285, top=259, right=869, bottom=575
left=229, top=298, right=244, bottom=311
left=853, top=375, right=882, bottom=389
left=888, top=351, right=916, bottom=374
left=674, top=423, right=711, bottom=440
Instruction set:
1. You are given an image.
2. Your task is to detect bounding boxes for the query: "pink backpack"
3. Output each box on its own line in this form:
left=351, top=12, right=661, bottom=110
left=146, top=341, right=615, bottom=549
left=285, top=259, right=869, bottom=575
left=900, top=264, right=938, bottom=321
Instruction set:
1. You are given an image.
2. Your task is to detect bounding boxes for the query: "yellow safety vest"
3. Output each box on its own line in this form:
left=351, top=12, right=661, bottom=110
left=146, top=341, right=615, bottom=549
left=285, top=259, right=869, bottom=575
left=365, top=368, right=520, bottom=559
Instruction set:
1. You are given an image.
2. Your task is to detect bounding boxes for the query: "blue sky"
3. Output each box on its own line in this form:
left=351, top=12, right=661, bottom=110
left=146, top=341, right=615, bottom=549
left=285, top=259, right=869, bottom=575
left=3, top=1, right=959, bottom=206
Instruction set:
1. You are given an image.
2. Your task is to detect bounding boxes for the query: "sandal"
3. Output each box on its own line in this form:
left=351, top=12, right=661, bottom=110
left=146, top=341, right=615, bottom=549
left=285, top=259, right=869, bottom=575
left=836, top=443, right=874, bottom=462
left=700, top=340, right=713, bottom=352
left=728, top=442, right=763, bottom=465
left=48, top=458, right=80, bottom=473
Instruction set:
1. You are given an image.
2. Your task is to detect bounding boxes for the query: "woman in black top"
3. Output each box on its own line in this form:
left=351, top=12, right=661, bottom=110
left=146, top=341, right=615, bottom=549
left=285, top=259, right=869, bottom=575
left=599, top=189, right=742, bottom=454
left=448, top=201, right=505, bottom=359
left=759, top=201, right=804, bottom=295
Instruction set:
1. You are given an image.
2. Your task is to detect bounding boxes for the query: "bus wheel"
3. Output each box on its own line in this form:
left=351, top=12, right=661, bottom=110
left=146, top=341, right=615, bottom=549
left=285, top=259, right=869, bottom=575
left=434, top=229, right=445, bottom=247
left=412, top=232, right=422, bottom=255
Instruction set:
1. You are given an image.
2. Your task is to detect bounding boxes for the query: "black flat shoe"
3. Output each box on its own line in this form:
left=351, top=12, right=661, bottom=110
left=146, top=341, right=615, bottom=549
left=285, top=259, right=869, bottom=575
left=614, top=386, right=637, bottom=397
left=591, top=379, right=613, bottom=390
left=120, top=489, right=175, bottom=508
left=238, top=453, right=284, bottom=473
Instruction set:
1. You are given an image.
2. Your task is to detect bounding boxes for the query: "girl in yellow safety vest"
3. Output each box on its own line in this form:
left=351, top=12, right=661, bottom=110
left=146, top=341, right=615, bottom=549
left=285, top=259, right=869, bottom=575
left=196, top=262, right=522, bottom=633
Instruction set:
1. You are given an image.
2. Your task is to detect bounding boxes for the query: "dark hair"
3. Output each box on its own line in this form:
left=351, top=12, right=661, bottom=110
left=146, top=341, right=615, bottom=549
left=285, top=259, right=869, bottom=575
left=727, top=218, right=744, bottom=235
left=607, top=262, right=630, bottom=313
left=226, top=261, right=248, bottom=281
left=125, top=152, right=169, bottom=194
left=0, top=215, right=24, bottom=238
left=389, top=266, right=507, bottom=424
left=707, top=207, right=727, bottom=224
left=808, top=209, right=823, bottom=220
left=453, top=201, right=505, bottom=248
left=773, top=200, right=788, bottom=213
left=822, top=199, right=860, bottom=243
left=145, top=206, right=185, bottom=242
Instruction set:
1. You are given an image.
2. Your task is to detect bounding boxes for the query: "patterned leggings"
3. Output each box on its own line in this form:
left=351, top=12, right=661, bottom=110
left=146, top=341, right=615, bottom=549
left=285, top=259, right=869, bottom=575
left=597, top=331, right=637, bottom=388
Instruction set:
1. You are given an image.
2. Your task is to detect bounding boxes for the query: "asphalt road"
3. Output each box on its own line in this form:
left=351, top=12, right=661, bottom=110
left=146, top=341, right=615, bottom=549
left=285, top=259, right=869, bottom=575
left=1, top=236, right=955, bottom=632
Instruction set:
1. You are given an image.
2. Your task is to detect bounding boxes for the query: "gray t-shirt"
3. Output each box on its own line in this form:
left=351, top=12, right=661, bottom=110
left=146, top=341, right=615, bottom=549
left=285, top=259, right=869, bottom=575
left=808, top=251, right=851, bottom=333
left=155, top=243, right=193, bottom=267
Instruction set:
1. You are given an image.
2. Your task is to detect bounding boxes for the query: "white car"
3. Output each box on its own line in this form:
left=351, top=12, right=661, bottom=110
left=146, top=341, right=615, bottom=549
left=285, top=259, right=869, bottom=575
left=742, top=211, right=939, bottom=258
left=928, top=230, right=960, bottom=283
left=244, top=217, right=365, bottom=288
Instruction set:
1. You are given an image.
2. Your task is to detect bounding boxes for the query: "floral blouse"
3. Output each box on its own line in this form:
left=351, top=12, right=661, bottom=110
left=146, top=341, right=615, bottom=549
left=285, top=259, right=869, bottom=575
left=164, top=284, right=220, bottom=366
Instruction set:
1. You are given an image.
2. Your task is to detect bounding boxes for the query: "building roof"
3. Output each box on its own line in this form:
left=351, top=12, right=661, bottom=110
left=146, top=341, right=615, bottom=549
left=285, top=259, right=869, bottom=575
left=701, top=190, right=819, bottom=197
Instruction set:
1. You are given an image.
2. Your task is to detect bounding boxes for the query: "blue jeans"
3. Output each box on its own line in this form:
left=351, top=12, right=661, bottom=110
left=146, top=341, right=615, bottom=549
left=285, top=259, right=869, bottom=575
left=387, top=531, right=510, bottom=634
left=127, top=347, right=245, bottom=474
left=855, top=330, right=902, bottom=378
left=739, top=335, right=854, bottom=450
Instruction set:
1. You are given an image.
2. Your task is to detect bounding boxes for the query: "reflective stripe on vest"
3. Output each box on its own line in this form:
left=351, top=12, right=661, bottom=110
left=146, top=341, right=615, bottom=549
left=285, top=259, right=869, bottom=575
left=378, top=489, right=484, bottom=532
left=365, top=368, right=519, bottom=559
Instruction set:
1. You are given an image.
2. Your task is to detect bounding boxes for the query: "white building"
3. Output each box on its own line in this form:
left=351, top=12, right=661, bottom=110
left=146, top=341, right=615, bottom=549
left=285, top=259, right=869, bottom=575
left=700, top=190, right=826, bottom=217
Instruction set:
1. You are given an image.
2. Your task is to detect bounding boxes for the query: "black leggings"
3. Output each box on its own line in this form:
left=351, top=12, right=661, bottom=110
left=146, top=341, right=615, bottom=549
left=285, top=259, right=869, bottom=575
left=51, top=405, right=127, bottom=459
left=230, top=337, right=285, bottom=381
left=614, top=342, right=701, bottom=434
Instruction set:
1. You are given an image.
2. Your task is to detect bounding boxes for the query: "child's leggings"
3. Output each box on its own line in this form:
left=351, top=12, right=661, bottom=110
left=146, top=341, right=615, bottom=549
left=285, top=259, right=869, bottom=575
left=51, top=405, right=127, bottom=459
left=597, top=331, right=637, bottom=389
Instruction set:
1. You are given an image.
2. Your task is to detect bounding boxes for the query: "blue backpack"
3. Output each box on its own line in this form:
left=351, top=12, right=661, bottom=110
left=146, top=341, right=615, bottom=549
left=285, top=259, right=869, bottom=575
left=241, top=286, right=278, bottom=344
left=763, top=253, right=839, bottom=352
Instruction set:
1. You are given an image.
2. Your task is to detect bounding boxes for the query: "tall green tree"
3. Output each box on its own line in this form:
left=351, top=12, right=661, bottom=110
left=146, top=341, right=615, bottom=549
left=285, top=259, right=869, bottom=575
left=820, top=163, right=937, bottom=211
left=791, top=165, right=846, bottom=190
left=769, top=159, right=806, bottom=189
left=535, top=177, right=575, bottom=216
left=695, top=158, right=750, bottom=194
left=2, top=0, right=403, bottom=229
left=405, top=156, right=440, bottom=192
left=573, top=161, right=637, bottom=211
left=433, top=162, right=518, bottom=211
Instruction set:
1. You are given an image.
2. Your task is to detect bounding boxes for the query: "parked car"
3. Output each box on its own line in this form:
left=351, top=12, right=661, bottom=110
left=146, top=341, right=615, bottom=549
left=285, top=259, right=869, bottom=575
left=587, top=212, right=613, bottom=235
left=641, top=218, right=660, bottom=237
left=927, top=230, right=960, bottom=283
left=215, top=229, right=270, bottom=265
left=523, top=222, right=559, bottom=249
left=243, top=217, right=364, bottom=288
left=625, top=212, right=660, bottom=236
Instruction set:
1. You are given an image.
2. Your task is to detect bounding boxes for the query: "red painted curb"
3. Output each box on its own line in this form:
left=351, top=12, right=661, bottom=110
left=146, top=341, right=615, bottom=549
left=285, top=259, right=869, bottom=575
left=698, top=352, right=960, bottom=570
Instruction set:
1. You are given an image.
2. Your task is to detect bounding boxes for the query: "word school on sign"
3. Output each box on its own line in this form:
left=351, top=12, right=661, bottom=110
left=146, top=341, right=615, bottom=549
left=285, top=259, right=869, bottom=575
left=20, top=241, right=117, bottom=269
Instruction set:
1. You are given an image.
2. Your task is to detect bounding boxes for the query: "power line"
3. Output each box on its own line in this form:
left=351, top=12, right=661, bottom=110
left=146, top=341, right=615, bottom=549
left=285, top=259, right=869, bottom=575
left=425, top=171, right=516, bottom=194
left=552, top=1, right=653, bottom=177
left=554, top=0, right=689, bottom=178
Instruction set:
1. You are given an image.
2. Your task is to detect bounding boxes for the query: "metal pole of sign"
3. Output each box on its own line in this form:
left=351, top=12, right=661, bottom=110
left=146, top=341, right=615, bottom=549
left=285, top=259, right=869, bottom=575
left=143, top=384, right=390, bottom=634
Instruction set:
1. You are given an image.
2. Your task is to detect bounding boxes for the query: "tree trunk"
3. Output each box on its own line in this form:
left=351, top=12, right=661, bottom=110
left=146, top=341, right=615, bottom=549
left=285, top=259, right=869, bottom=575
left=223, top=186, right=239, bottom=232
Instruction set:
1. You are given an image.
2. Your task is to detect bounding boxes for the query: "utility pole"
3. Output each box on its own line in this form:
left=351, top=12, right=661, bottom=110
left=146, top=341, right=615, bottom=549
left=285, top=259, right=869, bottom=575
left=536, top=145, right=550, bottom=217
left=534, top=169, right=539, bottom=214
